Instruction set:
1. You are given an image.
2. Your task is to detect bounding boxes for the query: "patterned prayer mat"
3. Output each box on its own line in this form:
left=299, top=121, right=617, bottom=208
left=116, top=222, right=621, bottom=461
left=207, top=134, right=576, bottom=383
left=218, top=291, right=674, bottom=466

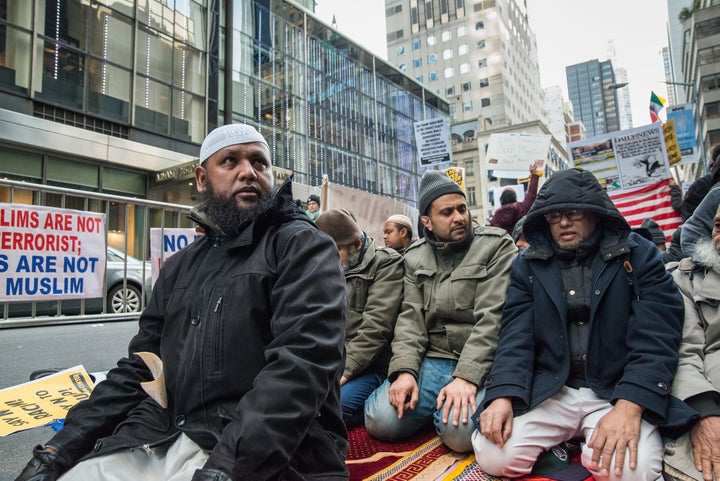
left=346, top=426, right=594, bottom=481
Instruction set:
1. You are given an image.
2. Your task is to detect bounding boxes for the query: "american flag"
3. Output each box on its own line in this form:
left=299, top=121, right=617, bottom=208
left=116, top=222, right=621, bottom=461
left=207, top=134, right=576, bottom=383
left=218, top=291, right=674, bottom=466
left=608, top=179, right=681, bottom=242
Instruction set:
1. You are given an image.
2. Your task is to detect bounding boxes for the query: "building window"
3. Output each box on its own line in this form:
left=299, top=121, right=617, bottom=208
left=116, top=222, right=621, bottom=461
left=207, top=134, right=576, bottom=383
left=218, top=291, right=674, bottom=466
left=465, top=161, right=474, bottom=176
left=429, top=71, right=439, bottom=82
left=705, top=101, right=720, bottom=119
left=413, top=58, right=422, bottom=68
left=477, top=39, right=486, bottom=49
left=475, top=20, right=484, bottom=30
left=399, top=64, right=407, bottom=71
left=463, top=100, right=473, bottom=111
left=457, top=25, right=467, bottom=37
left=462, top=81, right=471, bottom=91
left=444, top=67, right=455, bottom=78
left=443, top=49, right=453, bottom=60
left=478, top=58, right=487, bottom=68
left=479, top=77, right=489, bottom=88
left=427, top=35, right=436, bottom=46
left=460, top=63, right=470, bottom=74
left=396, top=45, right=406, bottom=56
left=467, top=186, right=476, bottom=206
left=412, top=40, right=421, bottom=50
left=458, top=44, right=469, bottom=55
left=428, top=53, right=438, bottom=64
left=442, top=30, right=451, bottom=42
left=416, top=75, right=424, bottom=83
left=446, top=86, right=456, bottom=96
left=481, top=97, right=491, bottom=107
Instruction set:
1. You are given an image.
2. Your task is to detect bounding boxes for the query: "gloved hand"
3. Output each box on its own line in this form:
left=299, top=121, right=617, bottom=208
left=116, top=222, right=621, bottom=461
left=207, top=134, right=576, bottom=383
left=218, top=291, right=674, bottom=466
left=14, top=446, right=69, bottom=481
left=191, top=468, right=233, bottom=481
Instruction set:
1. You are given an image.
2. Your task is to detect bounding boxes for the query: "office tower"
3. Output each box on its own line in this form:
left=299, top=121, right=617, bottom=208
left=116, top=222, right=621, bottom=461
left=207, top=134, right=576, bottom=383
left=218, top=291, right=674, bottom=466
left=566, top=59, right=622, bottom=137
left=384, top=0, right=544, bottom=128
left=672, top=1, right=720, bottom=177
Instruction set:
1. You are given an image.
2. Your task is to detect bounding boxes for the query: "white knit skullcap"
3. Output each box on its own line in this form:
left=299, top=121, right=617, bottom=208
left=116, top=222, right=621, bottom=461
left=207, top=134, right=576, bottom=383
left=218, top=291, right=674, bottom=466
left=199, top=124, right=269, bottom=164
left=385, top=214, right=412, bottom=230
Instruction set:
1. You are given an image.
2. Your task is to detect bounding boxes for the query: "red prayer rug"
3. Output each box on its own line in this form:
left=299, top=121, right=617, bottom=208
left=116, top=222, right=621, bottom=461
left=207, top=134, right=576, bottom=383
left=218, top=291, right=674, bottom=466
left=346, top=426, right=594, bottom=481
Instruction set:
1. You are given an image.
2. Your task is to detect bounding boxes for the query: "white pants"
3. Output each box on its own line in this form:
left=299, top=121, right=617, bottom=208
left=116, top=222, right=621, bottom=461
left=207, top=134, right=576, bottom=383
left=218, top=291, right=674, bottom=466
left=472, top=386, right=663, bottom=481
left=59, top=433, right=209, bottom=481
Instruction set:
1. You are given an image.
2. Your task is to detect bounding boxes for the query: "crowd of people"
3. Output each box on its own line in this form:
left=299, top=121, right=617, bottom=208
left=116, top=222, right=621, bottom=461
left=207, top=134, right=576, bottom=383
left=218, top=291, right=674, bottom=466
left=13, top=125, right=720, bottom=481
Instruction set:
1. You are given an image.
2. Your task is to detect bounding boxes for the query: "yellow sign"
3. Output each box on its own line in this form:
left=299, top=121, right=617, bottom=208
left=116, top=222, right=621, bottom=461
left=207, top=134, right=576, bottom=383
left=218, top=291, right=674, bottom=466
left=444, top=167, right=466, bottom=193
left=663, top=119, right=682, bottom=166
left=0, top=366, right=94, bottom=436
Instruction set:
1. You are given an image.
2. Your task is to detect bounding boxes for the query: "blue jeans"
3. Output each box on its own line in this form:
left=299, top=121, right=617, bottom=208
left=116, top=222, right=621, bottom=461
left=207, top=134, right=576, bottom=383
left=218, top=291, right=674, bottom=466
left=364, top=357, right=484, bottom=452
left=341, top=372, right=385, bottom=428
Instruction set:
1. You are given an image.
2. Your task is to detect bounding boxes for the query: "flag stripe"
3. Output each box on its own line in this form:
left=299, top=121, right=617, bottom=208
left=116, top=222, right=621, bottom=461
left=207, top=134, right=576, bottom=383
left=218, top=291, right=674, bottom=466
left=608, top=179, right=681, bottom=242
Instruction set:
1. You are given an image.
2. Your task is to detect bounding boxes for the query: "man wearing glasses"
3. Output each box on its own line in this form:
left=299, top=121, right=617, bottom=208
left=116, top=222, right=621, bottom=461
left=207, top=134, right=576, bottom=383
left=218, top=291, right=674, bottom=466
left=472, top=168, right=696, bottom=481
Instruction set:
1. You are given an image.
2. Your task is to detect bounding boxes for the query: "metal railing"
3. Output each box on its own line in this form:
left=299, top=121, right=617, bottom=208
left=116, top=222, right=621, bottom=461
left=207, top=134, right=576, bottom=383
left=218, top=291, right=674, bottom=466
left=0, top=179, right=192, bottom=328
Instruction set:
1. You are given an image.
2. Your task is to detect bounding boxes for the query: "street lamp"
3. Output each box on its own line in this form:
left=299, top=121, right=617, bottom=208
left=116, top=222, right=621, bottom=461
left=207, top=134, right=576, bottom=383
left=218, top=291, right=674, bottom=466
left=607, top=82, right=628, bottom=90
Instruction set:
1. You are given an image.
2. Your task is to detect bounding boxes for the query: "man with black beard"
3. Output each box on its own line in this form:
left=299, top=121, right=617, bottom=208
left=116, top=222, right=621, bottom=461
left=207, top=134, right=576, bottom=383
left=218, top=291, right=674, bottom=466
left=364, top=170, right=516, bottom=452
left=14, top=124, right=349, bottom=481
left=315, top=208, right=403, bottom=428
left=665, top=203, right=720, bottom=481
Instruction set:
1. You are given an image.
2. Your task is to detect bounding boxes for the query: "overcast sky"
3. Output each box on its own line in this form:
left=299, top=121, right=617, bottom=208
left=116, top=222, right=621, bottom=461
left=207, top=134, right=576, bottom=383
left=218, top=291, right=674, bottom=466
left=314, top=0, right=673, bottom=126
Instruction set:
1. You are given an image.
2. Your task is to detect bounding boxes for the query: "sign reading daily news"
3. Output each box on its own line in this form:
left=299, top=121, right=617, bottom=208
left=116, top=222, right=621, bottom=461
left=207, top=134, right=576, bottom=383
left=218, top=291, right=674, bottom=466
left=0, top=204, right=106, bottom=301
left=150, top=228, right=198, bottom=285
left=414, top=117, right=452, bottom=166
left=568, top=123, right=669, bottom=193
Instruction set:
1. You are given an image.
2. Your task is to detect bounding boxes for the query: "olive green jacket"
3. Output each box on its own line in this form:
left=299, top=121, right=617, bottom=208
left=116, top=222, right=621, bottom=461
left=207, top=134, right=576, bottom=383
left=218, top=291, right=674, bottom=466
left=344, top=236, right=404, bottom=380
left=389, top=224, right=515, bottom=386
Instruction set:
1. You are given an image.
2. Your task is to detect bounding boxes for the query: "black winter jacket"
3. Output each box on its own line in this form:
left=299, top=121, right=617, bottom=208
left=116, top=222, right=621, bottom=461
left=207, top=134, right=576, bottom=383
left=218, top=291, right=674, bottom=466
left=47, top=180, right=350, bottom=480
left=480, top=168, right=697, bottom=436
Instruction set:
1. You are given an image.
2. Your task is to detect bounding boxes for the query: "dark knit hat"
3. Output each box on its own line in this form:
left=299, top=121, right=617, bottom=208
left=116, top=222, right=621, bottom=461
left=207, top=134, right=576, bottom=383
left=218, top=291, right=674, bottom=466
left=500, top=188, right=518, bottom=206
left=512, top=215, right=527, bottom=243
left=640, top=217, right=666, bottom=245
left=315, top=209, right=362, bottom=245
left=308, top=194, right=321, bottom=206
left=418, top=170, right=465, bottom=215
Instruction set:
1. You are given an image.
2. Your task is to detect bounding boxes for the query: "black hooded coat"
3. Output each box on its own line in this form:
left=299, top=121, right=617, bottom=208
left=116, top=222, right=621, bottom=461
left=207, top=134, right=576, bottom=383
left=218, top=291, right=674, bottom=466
left=480, top=169, right=696, bottom=436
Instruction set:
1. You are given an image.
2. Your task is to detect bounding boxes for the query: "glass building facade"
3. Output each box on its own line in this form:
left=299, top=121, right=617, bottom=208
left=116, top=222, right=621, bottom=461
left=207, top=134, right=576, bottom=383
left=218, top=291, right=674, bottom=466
left=0, top=0, right=449, bottom=207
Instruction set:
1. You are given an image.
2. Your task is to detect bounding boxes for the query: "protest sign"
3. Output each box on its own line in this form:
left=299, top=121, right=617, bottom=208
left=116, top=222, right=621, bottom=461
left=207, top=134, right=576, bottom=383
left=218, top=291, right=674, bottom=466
left=569, top=124, right=679, bottom=241
left=569, top=123, right=668, bottom=192
left=0, top=366, right=94, bottom=436
left=663, top=119, right=681, bottom=166
left=150, top=228, right=199, bottom=285
left=444, top=167, right=466, bottom=193
left=413, top=117, right=452, bottom=166
left=0, top=204, right=106, bottom=301
left=484, top=133, right=551, bottom=177
left=667, top=103, right=698, bottom=165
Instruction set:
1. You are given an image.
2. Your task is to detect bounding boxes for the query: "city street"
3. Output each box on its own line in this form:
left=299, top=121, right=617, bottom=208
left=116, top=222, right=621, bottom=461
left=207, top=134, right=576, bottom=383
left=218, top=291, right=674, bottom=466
left=0, top=320, right=138, bottom=481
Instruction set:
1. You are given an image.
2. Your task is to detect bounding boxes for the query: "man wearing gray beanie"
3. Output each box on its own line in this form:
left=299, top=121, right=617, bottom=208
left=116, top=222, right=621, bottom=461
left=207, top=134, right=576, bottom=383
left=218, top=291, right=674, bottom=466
left=15, top=124, right=349, bottom=481
left=365, top=169, right=516, bottom=453
left=316, top=208, right=404, bottom=428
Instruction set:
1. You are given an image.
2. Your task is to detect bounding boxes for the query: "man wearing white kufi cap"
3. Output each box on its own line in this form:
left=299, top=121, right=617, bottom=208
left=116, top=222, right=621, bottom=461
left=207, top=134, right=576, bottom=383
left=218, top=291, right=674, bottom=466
left=15, top=124, right=349, bottom=481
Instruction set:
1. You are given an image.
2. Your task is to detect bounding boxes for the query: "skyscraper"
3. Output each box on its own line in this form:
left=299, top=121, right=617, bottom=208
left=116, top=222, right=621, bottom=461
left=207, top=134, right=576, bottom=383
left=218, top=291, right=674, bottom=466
left=566, top=59, right=622, bottom=137
left=384, top=0, right=544, bottom=128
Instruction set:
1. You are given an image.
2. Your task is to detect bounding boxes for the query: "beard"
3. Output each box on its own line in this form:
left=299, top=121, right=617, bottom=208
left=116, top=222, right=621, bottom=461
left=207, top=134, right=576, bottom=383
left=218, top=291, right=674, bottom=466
left=202, top=180, right=277, bottom=236
left=693, top=238, right=720, bottom=272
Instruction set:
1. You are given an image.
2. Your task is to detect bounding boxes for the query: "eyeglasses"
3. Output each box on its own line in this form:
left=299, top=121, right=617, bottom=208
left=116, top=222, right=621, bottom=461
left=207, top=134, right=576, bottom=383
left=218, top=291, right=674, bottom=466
left=544, top=209, right=586, bottom=224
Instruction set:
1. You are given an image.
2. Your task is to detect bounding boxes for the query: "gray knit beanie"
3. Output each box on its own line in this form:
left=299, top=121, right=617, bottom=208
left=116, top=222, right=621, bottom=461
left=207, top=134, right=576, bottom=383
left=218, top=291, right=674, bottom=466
left=315, top=209, right=362, bottom=246
left=418, top=170, right=465, bottom=215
